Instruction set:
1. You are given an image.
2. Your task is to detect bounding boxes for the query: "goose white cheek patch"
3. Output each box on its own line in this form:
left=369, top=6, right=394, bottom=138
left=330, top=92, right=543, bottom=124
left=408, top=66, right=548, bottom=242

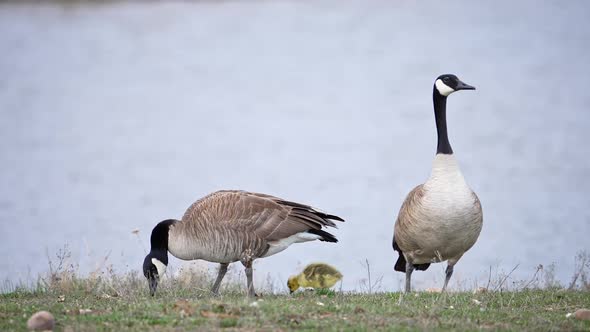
left=151, top=258, right=167, bottom=278
left=435, top=79, right=455, bottom=96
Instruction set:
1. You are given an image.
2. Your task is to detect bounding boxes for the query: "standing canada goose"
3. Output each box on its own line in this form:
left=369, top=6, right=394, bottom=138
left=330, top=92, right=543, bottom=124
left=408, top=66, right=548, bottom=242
left=392, top=74, right=483, bottom=293
left=143, top=190, right=344, bottom=297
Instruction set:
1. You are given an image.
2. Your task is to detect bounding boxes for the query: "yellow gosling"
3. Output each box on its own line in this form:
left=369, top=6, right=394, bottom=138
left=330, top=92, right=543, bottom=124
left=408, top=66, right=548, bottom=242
left=288, top=263, right=342, bottom=293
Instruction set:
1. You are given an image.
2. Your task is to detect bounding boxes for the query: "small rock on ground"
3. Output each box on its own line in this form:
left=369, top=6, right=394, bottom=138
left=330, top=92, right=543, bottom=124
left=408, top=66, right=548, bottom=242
left=574, top=309, right=590, bottom=321
left=27, top=311, right=55, bottom=331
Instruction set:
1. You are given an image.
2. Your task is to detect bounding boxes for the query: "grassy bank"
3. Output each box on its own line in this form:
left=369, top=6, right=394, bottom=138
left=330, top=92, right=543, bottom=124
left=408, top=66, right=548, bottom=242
left=2, top=250, right=589, bottom=331
left=2, top=283, right=590, bottom=331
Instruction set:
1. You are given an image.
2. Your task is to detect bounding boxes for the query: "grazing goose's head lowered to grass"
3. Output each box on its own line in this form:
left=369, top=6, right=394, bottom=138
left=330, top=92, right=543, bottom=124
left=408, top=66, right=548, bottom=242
left=434, top=74, right=475, bottom=97
left=142, top=190, right=343, bottom=297
left=143, top=219, right=176, bottom=296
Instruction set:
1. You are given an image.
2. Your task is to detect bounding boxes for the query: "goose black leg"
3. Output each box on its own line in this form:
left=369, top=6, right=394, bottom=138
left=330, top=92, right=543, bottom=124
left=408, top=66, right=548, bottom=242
left=240, top=249, right=257, bottom=298
left=442, top=263, right=454, bottom=292
left=244, top=260, right=255, bottom=297
left=211, top=263, right=228, bottom=295
left=405, top=261, right=415, bottom=293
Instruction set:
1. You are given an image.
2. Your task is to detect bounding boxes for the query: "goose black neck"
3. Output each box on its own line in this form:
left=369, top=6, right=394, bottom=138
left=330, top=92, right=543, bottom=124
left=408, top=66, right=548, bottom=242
left=149, top=219, right=176, bottom=253
left=433, top=89, right=453, bottom=155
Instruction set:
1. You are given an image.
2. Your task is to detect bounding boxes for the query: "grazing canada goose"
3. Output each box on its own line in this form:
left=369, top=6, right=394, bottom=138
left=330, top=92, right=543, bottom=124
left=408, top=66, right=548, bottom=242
left=143, top=190, right=344, bottom=297
left=392, top=74, right=483, bottom=293
left=287, top=263, right=343, bottom=293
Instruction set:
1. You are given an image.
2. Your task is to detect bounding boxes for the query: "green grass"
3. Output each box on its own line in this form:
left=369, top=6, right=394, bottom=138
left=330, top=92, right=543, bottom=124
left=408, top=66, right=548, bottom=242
left=3, top=250, right=589, bottom=331
left=2, top=284, right=589, bottom=331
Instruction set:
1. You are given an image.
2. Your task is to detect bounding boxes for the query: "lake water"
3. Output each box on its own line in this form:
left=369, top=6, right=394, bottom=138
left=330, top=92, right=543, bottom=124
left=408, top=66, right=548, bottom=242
left=1, top=1, right=589, bottom=292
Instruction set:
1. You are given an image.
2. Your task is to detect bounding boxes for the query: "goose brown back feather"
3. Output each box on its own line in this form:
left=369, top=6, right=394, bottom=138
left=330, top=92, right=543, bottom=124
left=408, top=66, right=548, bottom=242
left=181, top=190, right=340, bottom=238
left=167, top=190, right=343, bottom=262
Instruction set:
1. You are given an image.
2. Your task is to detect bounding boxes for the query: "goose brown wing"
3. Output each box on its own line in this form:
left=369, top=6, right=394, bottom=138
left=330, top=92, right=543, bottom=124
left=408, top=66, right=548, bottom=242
left=182, top=190, right=343, bottom=242
left=393, top=185, right=425, bottom=251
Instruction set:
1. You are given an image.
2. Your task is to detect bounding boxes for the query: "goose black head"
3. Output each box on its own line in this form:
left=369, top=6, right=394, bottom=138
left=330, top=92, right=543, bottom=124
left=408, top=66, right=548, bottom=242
left=434, top=74, right=475, bottom=97
left=143, top=252, right=167, bottom=296
left=143, top=219, right=175, bottom=296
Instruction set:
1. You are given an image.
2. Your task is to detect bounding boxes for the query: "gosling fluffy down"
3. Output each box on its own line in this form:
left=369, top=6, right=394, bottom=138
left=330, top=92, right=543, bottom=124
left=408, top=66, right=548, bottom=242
left=288, top=263, right=343, bottom=293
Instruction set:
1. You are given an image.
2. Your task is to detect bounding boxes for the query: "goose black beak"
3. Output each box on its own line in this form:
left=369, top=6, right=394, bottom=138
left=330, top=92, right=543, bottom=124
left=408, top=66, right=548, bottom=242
left=456, top=81, right=476, bottom=91
left=290, top=290, right=294, bottom=294
left=148, top=276, right=159, bottom=296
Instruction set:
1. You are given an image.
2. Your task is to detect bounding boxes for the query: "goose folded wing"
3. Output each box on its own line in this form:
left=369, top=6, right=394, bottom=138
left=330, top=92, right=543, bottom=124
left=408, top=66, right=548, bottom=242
left=218, top=191, right=343, bottom=242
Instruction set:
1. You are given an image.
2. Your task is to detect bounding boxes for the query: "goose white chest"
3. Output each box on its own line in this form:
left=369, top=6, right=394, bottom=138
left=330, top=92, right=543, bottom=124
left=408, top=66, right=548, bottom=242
left=421, top=154, right=480, bottom=225
left=405, top=154, right=483, bottom=263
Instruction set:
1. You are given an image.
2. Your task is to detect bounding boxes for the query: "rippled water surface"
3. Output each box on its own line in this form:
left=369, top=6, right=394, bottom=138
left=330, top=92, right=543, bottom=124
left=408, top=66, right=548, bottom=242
left=1, top=1, right=589, bottom=291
